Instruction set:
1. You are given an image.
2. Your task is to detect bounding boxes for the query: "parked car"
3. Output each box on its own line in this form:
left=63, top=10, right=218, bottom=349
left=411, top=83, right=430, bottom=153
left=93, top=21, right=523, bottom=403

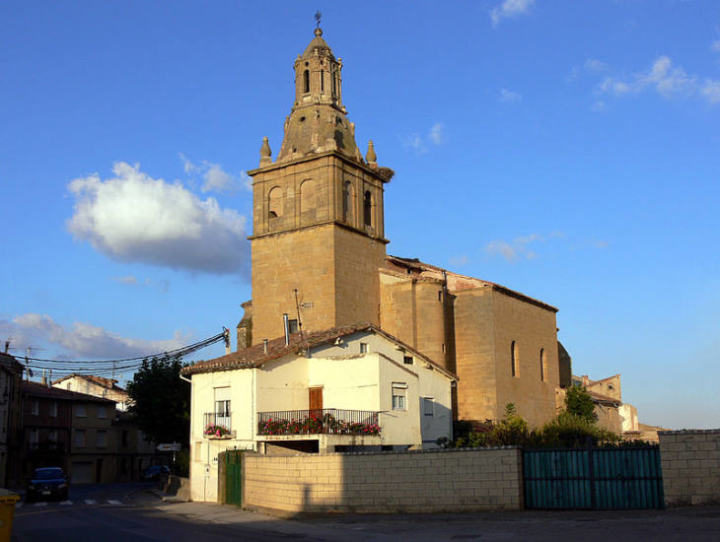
left=26, top=467, right=69, bottom=502
left=142, top=465, right=170, bottom=481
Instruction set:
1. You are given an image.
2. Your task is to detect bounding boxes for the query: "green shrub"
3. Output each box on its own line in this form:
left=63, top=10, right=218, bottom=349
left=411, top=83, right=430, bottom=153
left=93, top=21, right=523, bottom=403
left=565, top=385, right=597, bottom=423
left=536, top=412, right=619, bottom=448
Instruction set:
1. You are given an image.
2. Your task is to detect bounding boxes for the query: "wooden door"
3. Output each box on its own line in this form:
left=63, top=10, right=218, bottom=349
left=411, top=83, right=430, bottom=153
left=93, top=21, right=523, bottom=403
left=309, top=387, right=323, bottom=415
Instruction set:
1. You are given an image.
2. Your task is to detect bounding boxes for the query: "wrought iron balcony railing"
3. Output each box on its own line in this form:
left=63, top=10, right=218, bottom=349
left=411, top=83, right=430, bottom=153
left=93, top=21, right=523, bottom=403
left=257, top=408, right=380, bottom=436
left=203, top=412, right=232, bottom=438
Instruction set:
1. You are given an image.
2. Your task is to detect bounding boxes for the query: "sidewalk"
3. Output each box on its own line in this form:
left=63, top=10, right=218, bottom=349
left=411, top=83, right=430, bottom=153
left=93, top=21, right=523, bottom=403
left=148, top=501, right=720, bottom=542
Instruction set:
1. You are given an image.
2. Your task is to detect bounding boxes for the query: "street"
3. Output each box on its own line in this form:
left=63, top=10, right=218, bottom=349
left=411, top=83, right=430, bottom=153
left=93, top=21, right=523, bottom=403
left=11, top=484, right=720, bottom=541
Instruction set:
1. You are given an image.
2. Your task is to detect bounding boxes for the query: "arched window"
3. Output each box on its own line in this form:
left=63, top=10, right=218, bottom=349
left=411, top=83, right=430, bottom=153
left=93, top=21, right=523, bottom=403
left=540, top=348, right=546, bottom=382
left=331, top=68, right=337, bottom=95
left=303, top=70, right=310, bottom=93
left=268, top=186, right=282, bottom=219
left=300, top=179, right=316, bottom=222
left=363, top=190, right=372, bottom=227
left=511, top=341, right=519, bottom=377
left=343, top=181, right=354, bottom=223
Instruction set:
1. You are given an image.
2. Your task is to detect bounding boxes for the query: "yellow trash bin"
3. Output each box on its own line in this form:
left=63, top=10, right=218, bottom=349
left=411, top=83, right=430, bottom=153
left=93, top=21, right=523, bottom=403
left=0, top=489, right=20, bottom=542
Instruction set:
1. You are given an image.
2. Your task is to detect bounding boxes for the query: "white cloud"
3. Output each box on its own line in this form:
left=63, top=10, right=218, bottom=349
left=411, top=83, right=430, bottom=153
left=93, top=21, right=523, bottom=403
left=429, top=123, right=444, bottom=145
left=4, top=314, right=188, bottom=359
left=591, top=100, right=607, bottom=112
left=712, top=40, right=720, bottom=53
left=180, top=154, right=248, bottom=193
left=499, top=88, right=522, bottom=103
left=701, top=80, right=720, bottom=103
left=598, top=55, right=720, bottom=105
left=485, top=232, right=563, bottom=262
left=403, top=122, right=445, bottom=155
left=584, top=58, right=608, bottom=72
left=403, top=134, right=427, bottom=154
left=67, top=162, right=249, bottom=275
left=112, top=275, right=138, bottom=285
left=490, top=0, right=535, bottom=26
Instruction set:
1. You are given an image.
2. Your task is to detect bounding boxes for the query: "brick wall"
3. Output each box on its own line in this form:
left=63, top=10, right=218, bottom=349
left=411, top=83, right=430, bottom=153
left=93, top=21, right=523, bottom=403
left=243, top=447, right=522, bottom=513
left=659, top=429, right=720, bottom=506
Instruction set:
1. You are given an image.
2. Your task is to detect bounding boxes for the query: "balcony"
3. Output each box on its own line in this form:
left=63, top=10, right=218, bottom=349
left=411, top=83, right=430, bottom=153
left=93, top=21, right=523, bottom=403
left=257, top=409, right=380, bottom=436
left=203, top=412, right=232, bottom=439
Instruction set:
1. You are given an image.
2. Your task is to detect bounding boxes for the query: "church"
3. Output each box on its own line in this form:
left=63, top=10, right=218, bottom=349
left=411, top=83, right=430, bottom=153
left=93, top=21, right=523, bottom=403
left=182, top=25, right=567, bottom=500
left=238, top=24, right=563, bottom=427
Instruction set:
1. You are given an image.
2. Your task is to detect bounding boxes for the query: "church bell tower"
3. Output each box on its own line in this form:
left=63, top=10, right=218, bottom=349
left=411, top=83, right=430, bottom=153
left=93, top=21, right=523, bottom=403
left=248, top=24, right=394, bottom=344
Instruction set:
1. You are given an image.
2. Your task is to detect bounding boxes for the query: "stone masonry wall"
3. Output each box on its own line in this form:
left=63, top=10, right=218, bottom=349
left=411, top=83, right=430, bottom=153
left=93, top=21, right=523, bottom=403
left=243, top=447, right=522, bottom=514
left=659, top=429, right=720, bottom=506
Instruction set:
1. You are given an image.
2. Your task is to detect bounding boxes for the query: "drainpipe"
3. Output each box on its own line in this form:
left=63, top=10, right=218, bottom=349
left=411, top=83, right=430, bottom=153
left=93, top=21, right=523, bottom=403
left=282, top=313, right=290, bottom=346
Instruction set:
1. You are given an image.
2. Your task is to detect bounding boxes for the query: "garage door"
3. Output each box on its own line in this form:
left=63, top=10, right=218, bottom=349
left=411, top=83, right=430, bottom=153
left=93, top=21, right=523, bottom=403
left=71, top=462, right=93, bottom=484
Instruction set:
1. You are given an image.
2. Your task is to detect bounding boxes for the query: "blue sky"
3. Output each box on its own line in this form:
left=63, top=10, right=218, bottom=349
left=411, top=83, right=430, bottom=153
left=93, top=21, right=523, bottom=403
left=1, top=1, right=719, bottom=429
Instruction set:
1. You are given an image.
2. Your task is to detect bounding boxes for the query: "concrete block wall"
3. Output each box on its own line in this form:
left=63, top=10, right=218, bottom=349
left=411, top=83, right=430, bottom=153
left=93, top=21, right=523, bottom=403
left=243, top=447, right=522, bottom=514
left=659, top=429, right=720, bottom=506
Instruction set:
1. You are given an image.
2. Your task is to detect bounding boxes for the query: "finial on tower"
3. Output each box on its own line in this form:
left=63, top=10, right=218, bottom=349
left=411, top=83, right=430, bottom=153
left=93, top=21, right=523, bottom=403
left=260, top=136, right=272, bottom=166
left=366, top=140, right=377, bottom=168
left=314, top=11, right=322, bottom=36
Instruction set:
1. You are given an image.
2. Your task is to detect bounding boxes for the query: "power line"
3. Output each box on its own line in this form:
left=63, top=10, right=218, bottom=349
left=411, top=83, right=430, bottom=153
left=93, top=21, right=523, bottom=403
left=17, top=331, right=226, bottom=365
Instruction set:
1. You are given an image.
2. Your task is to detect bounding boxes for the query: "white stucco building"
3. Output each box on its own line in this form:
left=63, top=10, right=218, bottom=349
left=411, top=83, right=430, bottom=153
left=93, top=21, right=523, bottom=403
left=181, top=324, right=456, bottom=502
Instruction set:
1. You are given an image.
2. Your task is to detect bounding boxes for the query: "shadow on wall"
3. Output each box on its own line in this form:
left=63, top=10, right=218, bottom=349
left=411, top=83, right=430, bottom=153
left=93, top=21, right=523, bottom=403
left=243, top=446, right=524, bottom=515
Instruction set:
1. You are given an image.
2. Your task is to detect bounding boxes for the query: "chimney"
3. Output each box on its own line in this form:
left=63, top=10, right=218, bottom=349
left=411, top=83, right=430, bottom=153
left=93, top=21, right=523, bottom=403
left=263, top=339, right=269, bottom=354
left=223, top=327, right=231, bottom=356
left=283, top=313, right=290, bottom=346
left=41, top=369, right=47, bottom=386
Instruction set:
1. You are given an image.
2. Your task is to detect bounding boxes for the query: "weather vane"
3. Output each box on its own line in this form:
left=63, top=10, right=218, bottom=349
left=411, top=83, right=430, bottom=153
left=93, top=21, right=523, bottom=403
left=315, top=10, right=322, bottom=29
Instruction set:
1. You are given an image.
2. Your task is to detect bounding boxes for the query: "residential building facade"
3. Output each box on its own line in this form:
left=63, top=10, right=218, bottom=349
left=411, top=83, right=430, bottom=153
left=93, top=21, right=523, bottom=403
left=183, top=324, right=455, bottom=502
left=53, top=374, right=130, bottom=411
left=0, top=353, right=23, bottom=487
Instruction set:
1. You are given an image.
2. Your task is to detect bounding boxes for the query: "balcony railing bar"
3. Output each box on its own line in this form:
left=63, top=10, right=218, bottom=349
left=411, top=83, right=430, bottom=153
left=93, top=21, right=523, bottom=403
left=257, top=408, right=380, bottom=436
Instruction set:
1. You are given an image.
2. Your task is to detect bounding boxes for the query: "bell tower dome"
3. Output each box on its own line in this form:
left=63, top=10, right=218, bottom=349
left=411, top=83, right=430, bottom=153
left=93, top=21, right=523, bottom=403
left=277, top=27, right=361, bottom=163
left=247, top=23, right=394, bottom=344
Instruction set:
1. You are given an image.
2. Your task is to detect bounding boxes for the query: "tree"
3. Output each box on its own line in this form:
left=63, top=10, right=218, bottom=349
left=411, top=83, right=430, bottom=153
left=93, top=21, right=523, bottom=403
left=564, top=385, right=597, bottom=423
left=127, top=354, right=190, bottom=445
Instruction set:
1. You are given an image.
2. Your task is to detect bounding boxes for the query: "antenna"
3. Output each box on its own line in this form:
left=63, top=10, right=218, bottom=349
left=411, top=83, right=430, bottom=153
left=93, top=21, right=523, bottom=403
left=293, top=288, right=304, bottom=342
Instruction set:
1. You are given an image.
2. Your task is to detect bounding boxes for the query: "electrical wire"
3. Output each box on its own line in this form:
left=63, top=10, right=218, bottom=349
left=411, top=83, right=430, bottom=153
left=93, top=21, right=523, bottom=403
left=17, top=331, right=226, bottom=364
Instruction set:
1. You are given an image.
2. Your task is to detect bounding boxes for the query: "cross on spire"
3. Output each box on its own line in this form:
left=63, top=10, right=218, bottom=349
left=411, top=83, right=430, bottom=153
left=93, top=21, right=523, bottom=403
left=314, top=10, right=322, bottom=29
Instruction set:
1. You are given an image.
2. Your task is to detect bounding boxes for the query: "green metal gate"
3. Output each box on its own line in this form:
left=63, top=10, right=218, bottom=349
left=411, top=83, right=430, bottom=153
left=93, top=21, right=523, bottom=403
left=224, top=450, right=243, bottom=506
left=523, top=447, right=664, bottom=509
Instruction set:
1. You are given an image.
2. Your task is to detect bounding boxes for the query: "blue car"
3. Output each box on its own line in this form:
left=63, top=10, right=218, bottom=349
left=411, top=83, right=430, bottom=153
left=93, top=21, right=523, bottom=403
left=26, top=467, right=69, bottom=502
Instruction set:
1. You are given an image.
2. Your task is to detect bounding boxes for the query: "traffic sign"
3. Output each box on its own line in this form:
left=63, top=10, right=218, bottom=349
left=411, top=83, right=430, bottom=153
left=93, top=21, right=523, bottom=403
left=156, top=442, right=182, bottom=452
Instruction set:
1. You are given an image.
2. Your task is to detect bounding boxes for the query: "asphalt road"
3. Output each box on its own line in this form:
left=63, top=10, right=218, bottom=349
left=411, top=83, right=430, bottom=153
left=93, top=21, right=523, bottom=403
left=11, top=485, right=720, bottom=541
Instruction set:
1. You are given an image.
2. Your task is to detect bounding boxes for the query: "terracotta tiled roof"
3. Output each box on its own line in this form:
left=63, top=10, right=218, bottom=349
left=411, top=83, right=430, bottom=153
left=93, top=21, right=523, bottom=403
left=22, top=380, right=116, bottom=404
left=587, top=390, right=621, bottom=406
left=181, top=322, right=458, bottom=381
left=384, top=255, right=558, bottom=313
left=52, top=373, right=126, bottom=392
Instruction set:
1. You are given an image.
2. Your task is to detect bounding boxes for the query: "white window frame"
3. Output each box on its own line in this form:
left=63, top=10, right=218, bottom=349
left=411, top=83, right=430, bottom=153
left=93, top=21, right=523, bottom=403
left=391, top=383, right=407, bottom=411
